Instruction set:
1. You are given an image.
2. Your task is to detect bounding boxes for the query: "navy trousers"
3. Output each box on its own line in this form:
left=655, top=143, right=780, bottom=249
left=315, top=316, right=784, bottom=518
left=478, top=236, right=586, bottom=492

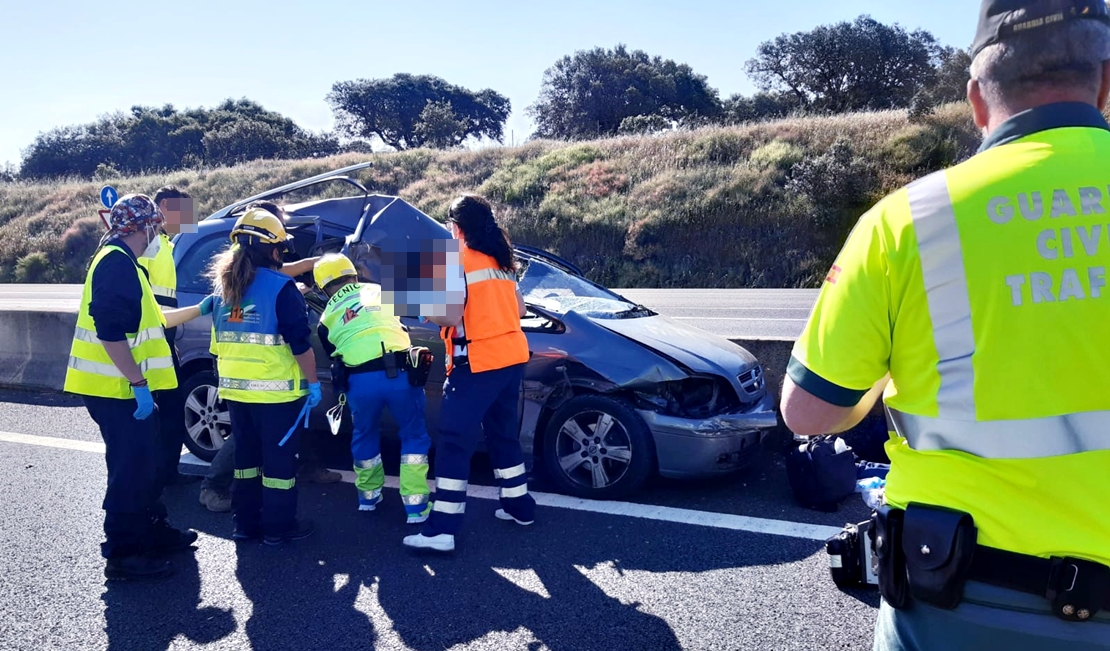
left=152, top=338, right=183, bottom=490
left=228, top=398, right=306, bottom=537
left=84, top=395, right=167, bottom=559
left=422, top=362, right=535, bottom=537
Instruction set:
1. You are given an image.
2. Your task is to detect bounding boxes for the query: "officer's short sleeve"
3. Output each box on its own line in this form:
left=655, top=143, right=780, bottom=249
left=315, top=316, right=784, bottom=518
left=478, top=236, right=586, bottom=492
left=788, top=203, right=893, bottom=407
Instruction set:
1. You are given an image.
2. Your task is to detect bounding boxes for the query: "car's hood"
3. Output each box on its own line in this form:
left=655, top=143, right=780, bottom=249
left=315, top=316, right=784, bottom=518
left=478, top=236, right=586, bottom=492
left=591, top=314, right=759, bottom=377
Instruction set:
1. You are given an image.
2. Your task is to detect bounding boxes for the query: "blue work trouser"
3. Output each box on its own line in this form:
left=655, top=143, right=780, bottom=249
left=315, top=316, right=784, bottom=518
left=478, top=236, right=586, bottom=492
left=422, top=362, right=535, bottom=537
left=227, top=398, right=306, bottom=537
left=84, top=395, right=167, bottom=559
left=347, top=369, right=432, bottom=515
left=874, top=581, right=1110, bottom=650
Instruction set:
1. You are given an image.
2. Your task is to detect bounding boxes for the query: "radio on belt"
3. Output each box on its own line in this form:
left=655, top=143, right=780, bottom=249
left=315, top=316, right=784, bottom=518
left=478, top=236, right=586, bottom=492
left=825, top=519, right=878, bottom=588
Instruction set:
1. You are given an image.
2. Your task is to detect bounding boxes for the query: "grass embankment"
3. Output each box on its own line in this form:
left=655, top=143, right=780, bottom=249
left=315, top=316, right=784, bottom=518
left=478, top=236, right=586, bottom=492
left=0, top=103, right=982, bottom=287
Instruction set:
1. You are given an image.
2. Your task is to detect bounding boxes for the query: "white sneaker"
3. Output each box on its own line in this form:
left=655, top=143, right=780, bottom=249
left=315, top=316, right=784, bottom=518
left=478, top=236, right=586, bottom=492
left=495, top=509, right=534, bottom=526
left=403, top=533, right=455, bottom=552
left=406, top=512, right=429, bottom=525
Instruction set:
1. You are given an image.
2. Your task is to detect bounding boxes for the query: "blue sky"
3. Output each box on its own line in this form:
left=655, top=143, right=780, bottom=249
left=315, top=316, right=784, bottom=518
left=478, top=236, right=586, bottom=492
left=0, top=0, right=981, bottom=168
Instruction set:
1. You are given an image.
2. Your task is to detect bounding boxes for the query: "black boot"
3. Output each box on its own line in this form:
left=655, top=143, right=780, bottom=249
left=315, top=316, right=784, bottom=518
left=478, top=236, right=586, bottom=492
left=263, top=520, right=315, bottom=546
left=105, top=556, right=174, bottom=581
left=146, top=520, right=199, bottom=556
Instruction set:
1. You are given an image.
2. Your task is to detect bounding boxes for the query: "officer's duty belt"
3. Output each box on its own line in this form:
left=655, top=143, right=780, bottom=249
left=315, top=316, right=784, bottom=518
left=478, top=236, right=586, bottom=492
left=969, top=545, right=1110, bottom=620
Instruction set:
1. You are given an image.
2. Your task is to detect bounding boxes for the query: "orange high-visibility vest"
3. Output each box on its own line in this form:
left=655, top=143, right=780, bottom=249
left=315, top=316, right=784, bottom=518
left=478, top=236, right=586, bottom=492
left=442, top=245, right=529, bottom=375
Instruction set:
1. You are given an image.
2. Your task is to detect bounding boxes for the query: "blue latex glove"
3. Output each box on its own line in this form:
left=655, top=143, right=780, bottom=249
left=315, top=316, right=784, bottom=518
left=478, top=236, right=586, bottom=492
left=133, top=384, right=155, bottom=420
left=198, top=294, right=216, bottom=316
left=307, top=382, right=322, bottom=409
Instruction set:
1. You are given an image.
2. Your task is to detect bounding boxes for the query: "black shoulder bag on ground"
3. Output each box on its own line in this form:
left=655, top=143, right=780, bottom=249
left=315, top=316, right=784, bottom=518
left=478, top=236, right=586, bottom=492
left=785, top=435, right=857, bottom=512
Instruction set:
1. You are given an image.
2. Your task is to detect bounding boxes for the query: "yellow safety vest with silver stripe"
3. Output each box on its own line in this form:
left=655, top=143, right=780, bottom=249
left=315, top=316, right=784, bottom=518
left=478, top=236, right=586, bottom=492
left=319, top=282, right=410, bottom=366
left=137, top=233, right=178, bottom=306
left=791, top=121, right=1110, bottom=567
left=64, top=244, right=177, bottom=398
left=210, top=268, right=307, bottom=403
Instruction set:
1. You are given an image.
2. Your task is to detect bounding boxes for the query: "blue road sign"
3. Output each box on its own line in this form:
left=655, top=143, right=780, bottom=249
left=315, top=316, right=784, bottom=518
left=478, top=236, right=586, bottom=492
left=100, top=186, right=118, bottom=209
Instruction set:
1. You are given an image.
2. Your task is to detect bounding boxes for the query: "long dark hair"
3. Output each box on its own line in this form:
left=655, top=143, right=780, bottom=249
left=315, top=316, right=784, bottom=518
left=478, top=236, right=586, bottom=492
left=446, top=194, right=515, bottom=272
left=207, top=242, right=280, bottom=309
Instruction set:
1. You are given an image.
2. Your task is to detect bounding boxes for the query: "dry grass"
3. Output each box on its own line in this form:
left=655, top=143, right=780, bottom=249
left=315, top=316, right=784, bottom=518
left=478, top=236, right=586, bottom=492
left=0, top=104, right=982, bottom=286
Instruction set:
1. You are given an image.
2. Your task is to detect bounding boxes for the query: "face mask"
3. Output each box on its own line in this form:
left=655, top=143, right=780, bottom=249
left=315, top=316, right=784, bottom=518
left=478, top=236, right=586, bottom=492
left=140, top=225, right=160, bottom=257
left=326, top=394, right=346, bottom=436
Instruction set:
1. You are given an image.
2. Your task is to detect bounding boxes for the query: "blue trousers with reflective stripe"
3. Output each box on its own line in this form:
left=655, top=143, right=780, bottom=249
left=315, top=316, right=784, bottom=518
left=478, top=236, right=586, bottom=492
left=422, top=362, right=535, bottom=537
left=84, top=395, right=168, bottom=559
left=347, top=369, right=431, bottom=514
left=228, top=398, right=305, bottom=537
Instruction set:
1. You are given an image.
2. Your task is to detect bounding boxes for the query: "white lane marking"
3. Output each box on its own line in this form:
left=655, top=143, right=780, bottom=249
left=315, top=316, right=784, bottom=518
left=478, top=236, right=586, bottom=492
left=1, top=430, right=841, bottom=542
left=0, top=431, right=105, bottom=453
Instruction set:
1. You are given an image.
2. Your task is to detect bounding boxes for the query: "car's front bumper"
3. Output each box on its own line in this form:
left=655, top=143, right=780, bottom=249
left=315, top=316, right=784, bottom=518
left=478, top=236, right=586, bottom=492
left=639, top=393, right=779, bottom=479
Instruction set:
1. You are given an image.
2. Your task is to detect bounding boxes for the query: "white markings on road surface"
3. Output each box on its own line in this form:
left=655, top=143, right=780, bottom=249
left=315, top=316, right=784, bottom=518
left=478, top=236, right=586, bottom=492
left=492, top=567, right=552, bottom=599
left=0, top=431, right=105, bottom=453
left=0, top=430, right=842, bottom=542
left=673, top=317, right=809, bottom=322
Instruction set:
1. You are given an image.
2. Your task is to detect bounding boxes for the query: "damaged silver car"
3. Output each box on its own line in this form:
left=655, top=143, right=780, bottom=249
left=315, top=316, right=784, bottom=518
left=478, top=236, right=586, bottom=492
left=170, top=162, right=778, bottom=500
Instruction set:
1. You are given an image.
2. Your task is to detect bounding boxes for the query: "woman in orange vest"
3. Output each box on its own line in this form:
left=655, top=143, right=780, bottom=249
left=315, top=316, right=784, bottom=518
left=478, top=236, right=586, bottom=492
left=403, top=194, right=534, bottom=553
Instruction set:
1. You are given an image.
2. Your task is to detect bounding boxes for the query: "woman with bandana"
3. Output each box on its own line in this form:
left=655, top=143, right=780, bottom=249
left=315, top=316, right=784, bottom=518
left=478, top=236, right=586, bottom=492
left=64, top=194, right=214, bottom=581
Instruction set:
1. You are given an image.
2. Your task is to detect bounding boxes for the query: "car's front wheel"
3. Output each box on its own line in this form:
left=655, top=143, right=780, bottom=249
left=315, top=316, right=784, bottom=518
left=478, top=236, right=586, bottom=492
left=181, top=369, right=230, bottom=463
left=541, top=395, right=654, bottom=500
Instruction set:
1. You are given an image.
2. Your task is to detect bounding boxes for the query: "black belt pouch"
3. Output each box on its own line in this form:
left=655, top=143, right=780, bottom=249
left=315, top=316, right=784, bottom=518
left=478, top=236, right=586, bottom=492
left=901, top=503, right=977, bottom=610
left=870, top=506, right=910, bottom=609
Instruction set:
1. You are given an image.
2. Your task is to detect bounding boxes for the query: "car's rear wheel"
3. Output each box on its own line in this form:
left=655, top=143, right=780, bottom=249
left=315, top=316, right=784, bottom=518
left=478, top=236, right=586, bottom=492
left=181, top=370, right=230, bottom=463
left=542, top=395, right=654, bottom=500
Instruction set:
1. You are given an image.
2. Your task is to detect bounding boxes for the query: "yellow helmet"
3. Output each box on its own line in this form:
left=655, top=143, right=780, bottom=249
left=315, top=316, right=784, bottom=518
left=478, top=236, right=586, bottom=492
left=313, top=252, right=358, bottom=289
left=230, top=207, right=293, bottom=250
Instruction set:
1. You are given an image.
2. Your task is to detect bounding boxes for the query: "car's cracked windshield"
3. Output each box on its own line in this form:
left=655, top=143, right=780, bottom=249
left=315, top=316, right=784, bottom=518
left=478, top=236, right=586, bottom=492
left=517, top=258, right=653, bottom=319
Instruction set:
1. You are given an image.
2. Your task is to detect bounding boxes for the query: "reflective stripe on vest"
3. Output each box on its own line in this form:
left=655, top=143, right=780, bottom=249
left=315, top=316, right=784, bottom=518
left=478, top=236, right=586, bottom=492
left=442, top=246, right=528, bottom=374
left=211, top=268, right=307, bottom=404
left=887, top=407, right=1110, bottom=459
left=898, top=171, right=1105, bottom=460
left=63, top=244, right=177, bottom=398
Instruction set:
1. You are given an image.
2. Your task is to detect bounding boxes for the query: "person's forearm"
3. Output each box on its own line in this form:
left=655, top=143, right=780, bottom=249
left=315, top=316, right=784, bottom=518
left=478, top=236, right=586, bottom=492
left=282, top=257, right=319, bottom=278
left=101, top=340, right=145, bottom=384
left=161, top=305, right=202, bottom=329
left=295, top=349, right=319, bottom=384
left=517, top=290, right=526, bottom=318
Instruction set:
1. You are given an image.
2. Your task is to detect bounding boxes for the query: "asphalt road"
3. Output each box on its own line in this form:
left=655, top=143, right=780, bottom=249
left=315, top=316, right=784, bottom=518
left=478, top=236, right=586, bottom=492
left=0, top=285, right=818, bottom=339
left=0, top=388, right=881, bottom=651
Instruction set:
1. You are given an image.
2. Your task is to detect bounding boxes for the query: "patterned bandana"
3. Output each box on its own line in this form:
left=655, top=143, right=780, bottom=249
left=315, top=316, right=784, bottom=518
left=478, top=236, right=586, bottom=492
left=107, top=194, right=164, bottom=237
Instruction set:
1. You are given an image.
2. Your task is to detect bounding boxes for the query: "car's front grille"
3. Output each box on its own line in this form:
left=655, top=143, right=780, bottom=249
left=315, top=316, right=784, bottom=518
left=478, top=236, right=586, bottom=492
left=738, top=366, right=765, bottom=396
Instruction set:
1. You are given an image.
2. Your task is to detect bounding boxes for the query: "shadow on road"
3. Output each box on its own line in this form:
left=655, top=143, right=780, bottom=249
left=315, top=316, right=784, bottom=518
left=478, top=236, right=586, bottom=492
left=101, top=553, right=235, bottom=650
left=0, top=388, right=84, bottom=408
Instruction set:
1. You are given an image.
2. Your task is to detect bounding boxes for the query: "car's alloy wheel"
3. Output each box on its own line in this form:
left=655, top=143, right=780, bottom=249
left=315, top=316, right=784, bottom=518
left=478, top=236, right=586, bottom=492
left=181, top=370, right=230, bottom=462
left=542, top=395, right=654, bottom=500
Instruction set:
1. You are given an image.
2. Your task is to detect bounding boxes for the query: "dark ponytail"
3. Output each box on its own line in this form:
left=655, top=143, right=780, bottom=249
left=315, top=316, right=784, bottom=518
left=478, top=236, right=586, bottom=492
left=446, top=194, right=515, bottom=272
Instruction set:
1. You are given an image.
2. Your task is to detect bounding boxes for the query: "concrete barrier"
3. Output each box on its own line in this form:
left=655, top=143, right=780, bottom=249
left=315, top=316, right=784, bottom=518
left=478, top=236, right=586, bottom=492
left=0, top=309, right=77, bottom=392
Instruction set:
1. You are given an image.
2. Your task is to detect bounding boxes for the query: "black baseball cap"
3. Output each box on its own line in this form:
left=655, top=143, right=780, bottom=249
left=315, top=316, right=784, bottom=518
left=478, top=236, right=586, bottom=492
left=971, top=0, right=1110, bottom=57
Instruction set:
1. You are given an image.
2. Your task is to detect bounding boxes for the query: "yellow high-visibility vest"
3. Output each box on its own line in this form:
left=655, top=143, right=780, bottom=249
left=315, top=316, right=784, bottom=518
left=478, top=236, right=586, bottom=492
left=210, top=268, right=307, bottom=404
left=64, top=244, right=177, bottom=398
left=319, top=283, right=410, bottom=366
left=137, top=233, right=177, bottom=307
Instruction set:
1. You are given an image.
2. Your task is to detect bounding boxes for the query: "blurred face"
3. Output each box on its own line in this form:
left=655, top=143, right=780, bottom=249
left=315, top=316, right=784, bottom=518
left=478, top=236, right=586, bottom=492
left=159, top=197, right=197, bottom=235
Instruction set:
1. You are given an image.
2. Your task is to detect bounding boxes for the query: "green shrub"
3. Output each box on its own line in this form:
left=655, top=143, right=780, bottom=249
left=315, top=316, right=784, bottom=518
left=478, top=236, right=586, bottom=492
left=748, top=140, right=805, bottom=172
left=15, top=252, right=52, bottom=283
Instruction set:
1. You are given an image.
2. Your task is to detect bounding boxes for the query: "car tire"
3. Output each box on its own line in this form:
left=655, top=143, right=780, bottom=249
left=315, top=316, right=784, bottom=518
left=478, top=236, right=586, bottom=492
left=180, top=369, right=231, bottom=463
left=541, top=395, right=654, bottom=500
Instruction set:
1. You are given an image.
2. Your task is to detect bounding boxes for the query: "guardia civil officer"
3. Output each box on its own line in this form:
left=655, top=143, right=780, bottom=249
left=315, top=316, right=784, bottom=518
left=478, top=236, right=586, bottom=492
left=208, top=207, right=321, bottom=545
left=781, top=2, right=1110, bottom=648
left=64, top=194, right=214, bottom=580
left=313, top=253, right=432, bottom=522
left=403, top=194, right=535, bottom=553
